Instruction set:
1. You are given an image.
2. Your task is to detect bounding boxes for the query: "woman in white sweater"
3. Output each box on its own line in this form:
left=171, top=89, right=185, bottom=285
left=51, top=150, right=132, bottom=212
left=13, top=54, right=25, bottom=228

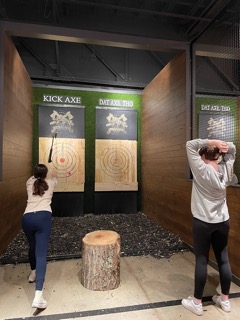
left=22, top=164, right=57, bottom=309
left=182, top=139, right=237, bottom=316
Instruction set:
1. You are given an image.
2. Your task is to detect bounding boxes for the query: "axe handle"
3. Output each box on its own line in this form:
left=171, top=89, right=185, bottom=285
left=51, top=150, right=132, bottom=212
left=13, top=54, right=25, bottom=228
left=48, top=133, right=57, bottom=163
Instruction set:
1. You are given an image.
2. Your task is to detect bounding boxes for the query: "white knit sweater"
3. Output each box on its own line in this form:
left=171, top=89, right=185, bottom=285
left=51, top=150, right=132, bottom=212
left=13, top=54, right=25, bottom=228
left=24, top=176, right=57, bottom=214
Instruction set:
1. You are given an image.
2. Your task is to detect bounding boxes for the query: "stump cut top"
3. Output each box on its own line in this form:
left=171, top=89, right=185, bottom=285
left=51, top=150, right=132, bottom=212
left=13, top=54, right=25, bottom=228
left=83, top=230, right=120, bottom=246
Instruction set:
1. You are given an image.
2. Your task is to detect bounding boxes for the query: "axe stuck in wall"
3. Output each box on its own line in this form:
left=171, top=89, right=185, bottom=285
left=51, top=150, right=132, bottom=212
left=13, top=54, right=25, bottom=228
left=48, top=133, right=57, bottom=163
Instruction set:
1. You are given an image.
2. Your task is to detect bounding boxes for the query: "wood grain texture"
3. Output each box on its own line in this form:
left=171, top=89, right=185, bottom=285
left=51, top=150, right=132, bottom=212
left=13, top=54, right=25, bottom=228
left=95, top=139, right=137, bottom=191
left=39, top=137, right=85, bottom=192
left=141, top=52, right=240, bottom=278
left=81, top=230, right=120, bottom=291
left=0, top=35, right=32, bottom=255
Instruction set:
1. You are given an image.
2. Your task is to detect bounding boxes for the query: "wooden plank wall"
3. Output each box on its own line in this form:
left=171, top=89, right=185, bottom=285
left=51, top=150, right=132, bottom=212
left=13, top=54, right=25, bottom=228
left=142, top=52, right=240, bottom=279
left=0, top=35, right=32, bottom=255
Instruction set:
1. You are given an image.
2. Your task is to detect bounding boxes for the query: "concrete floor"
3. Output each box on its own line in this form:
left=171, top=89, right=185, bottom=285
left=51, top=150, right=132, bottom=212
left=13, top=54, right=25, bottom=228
left=0, top=251, right=240, bottom=320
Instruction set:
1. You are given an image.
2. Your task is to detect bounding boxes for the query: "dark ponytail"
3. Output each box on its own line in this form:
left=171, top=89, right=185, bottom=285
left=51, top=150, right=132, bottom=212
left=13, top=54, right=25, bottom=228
left=199, top=146, right=220, bottom=161
left=32, top=164, right=49, bottom=196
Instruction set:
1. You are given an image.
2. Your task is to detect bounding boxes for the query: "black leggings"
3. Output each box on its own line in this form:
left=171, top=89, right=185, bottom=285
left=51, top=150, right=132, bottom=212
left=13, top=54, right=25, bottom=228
left=192, top=218, right=232, bottom=299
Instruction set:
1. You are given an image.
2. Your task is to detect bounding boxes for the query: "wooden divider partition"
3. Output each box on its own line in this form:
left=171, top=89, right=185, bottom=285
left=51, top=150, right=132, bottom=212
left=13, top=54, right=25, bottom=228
left=0, top=34, right=240, bottom=284
left=0, top=35, right=32, bottom=255
left=142, top=52, right=240, bottom=279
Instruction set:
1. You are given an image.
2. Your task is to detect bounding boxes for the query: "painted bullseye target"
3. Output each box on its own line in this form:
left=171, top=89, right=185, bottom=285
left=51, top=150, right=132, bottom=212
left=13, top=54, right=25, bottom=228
left=47, top=143, right=79, bottom=178
left=100, top=145, right=133, bottom=178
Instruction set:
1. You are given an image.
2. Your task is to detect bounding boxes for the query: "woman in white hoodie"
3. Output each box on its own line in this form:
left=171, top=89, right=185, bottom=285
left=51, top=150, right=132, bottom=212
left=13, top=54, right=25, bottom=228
left=182, top=139, right=237, bottom=316
left=22, top=164, right=57, bottom=309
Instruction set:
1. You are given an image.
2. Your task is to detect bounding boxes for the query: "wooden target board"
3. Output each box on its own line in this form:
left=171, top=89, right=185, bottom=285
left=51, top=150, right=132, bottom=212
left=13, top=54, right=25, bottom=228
left=95, top=107, right=138, bottom=191
left=38, top=105, right=85, bottom=192
left=39, top=137, right=85, bottom=192
left=95, top=139, right=137, bottom=191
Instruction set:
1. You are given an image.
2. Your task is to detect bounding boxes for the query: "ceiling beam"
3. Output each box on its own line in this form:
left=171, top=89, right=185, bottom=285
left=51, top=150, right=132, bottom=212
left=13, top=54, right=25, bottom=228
left=148, top=51, right=166, bottom=67
left=203, top=56, right=239, bottom=91
left=62, top=0, right=212, bottom=22
left=3, top=21, right=188, bottom=53
left=195, top=44, right=240, bottom=60
left=19, top=40, right=58, bottom=76
left=55, top=41, right=61, bottom=76
left=84, top=44, right=125, bottom=80
left=188, top=0, right=232, bottom=41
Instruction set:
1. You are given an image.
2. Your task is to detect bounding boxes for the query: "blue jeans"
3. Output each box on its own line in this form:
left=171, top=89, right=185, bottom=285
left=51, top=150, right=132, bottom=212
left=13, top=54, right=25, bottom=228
left=22, top=211, right=52, bottom=290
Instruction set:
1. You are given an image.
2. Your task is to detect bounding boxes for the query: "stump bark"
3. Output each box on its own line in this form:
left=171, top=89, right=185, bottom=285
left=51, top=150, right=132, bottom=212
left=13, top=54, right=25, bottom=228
left=81, top=230, right=121, bottom=291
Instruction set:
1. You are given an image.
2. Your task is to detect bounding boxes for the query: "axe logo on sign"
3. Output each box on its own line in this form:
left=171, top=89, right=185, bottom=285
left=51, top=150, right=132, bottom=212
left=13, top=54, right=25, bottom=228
left=106, top=113, right=128, bottom=135
left=96, top=108, right=137, bottom=141
left=50, top=110, right=74, bottom=134
left=207, top=117, right=226, bottom=138
left=39, top=106, right=84, bottom=139
left=198, top=113, right=234, bottom=141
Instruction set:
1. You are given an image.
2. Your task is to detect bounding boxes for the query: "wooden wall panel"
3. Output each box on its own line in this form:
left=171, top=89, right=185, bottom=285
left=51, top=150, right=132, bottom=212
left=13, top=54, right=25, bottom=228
left=0, top=35, right=32, bottom=255
left=142, top=52, right=240, bottom=279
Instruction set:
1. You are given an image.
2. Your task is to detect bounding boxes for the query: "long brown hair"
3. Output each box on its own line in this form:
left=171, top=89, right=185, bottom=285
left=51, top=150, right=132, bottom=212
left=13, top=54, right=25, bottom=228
left=32, top=164, right=49, bottom=196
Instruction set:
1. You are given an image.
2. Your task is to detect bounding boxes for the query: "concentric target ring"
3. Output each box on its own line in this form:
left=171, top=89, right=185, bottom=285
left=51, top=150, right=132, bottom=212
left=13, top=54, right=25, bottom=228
left=47, top=143, right=78, bottom=177
left=100, top=145, right=133, bottom=178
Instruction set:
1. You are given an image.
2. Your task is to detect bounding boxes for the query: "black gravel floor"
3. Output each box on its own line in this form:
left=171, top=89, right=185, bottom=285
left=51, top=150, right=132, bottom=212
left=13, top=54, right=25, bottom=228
left=0, top=212, right=189, bottom=265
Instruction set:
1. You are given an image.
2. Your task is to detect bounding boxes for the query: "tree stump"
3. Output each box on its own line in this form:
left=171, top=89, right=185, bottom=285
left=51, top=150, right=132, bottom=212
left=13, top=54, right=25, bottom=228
left=81, top=230, right=121, bottom=291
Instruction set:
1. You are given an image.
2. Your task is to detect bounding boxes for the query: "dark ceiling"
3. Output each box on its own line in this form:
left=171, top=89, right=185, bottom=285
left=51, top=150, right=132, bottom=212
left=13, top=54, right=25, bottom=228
left=0, top=0, right=239, bottom=89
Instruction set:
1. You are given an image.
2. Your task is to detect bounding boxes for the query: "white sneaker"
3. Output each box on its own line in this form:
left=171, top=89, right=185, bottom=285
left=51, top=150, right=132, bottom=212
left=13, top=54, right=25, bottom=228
left=28, top=270, right=36, bottom=283
left=32, top=290, right=48, bottom=309
left=212, top=295, right=231, bottom=312
left=181, top=296, right=203, bottom=316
